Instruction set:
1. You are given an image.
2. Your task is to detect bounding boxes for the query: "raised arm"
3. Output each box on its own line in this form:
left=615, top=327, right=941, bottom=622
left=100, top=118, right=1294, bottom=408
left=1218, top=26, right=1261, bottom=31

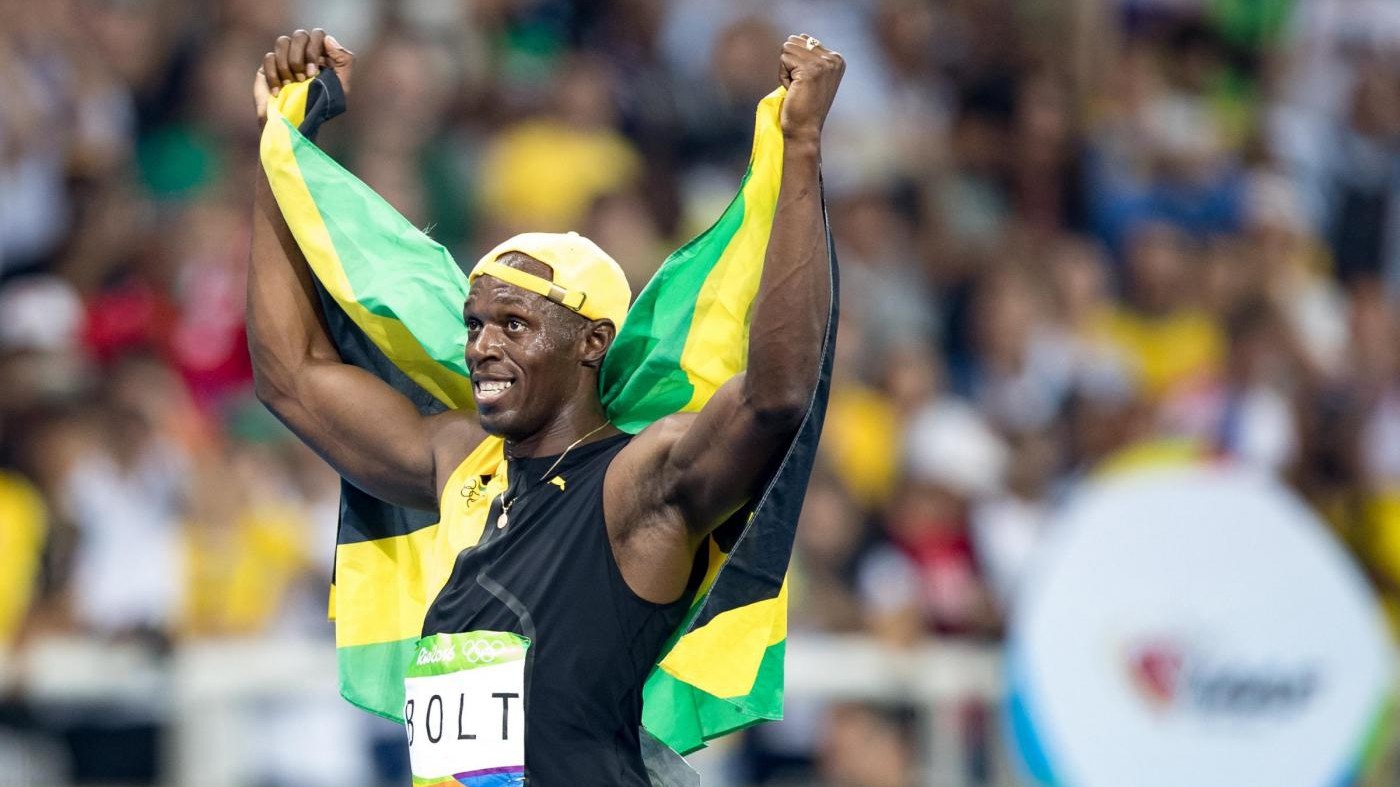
left=608, top=35, right=843, bottom=599
left=248, top=29, right=482, bottom=510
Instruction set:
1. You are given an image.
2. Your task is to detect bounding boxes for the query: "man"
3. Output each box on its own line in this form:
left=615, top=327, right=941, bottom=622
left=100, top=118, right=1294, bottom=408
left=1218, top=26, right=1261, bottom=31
left=248, top=28, right=843, bottom=785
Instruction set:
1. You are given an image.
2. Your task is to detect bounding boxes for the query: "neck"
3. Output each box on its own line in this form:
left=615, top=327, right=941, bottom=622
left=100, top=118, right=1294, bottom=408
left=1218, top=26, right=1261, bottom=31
left=505, top=395, right=614, bottom=459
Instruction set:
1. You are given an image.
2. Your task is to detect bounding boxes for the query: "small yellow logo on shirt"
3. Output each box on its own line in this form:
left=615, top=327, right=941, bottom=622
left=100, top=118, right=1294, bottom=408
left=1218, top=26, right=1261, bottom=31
left=549, top=476, right=566, bottom=491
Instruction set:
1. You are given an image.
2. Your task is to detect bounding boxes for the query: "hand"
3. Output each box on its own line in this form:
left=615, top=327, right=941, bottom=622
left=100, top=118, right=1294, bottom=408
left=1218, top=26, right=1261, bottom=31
left=253, top=28, right=355, bottom=123
left=777, top=34, right=844, bottom=146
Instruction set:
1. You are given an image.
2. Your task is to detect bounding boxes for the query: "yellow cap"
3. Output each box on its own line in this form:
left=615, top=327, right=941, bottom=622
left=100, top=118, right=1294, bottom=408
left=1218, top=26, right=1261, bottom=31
left=468, top=231, right=631, bottom=330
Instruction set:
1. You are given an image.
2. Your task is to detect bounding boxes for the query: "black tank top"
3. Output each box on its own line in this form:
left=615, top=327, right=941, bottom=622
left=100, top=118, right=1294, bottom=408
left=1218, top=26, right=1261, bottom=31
left=422, top=433, right=697, bottom=785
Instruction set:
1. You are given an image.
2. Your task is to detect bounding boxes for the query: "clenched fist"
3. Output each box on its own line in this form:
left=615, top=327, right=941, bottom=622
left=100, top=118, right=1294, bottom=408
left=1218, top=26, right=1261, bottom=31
left=777, top=34, right=845, bottom=146
left=253, top=28, right=355, bottom=123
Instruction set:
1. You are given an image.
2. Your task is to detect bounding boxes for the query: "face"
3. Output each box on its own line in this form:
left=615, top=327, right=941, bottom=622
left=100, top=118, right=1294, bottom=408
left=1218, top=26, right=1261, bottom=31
left=464, top=255, right=613, bottom=438
left=1127, top=224, right=1189, bottom=314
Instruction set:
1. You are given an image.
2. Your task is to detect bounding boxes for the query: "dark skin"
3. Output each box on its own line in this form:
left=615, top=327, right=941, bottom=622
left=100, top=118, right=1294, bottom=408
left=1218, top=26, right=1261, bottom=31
left=250, top=29, right=843, bottom=603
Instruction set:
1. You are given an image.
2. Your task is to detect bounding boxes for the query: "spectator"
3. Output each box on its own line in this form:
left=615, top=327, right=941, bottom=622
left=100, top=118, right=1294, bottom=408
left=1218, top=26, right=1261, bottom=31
left=892, top=398, right=1006, bottom=638
left=1098, top=222, right=1225, bottom=398
left=0, top=467, right=46, bottom=650
left=0, top=1, right=1394, bottom=783
left=478, top=53, right=642, bottom=235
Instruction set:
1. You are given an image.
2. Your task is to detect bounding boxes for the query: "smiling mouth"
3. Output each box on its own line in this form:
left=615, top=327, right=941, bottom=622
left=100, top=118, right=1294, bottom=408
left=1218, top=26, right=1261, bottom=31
left=473, top=379, right=515, bottom=407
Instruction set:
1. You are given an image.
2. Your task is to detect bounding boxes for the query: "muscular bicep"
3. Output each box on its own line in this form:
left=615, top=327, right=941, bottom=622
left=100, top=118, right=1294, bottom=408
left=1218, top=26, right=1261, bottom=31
left=264, top=361, right=482, bottom=511
left=650, top=373, right=802, bottom=537
left=248, top=166, right=484, bottom=511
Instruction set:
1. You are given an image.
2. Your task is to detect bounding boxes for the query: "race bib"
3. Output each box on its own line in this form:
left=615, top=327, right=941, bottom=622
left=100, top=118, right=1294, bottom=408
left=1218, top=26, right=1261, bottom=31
left=405, top=631, right=529, bottom=786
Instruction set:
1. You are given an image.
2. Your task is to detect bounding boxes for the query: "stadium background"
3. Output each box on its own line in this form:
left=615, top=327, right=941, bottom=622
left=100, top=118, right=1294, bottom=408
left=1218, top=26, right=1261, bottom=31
left=0, top=0, right=1397, bottom=784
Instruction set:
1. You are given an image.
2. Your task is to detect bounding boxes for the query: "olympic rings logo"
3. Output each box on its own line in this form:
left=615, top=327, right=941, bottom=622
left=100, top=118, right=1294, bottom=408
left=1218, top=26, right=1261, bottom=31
left=460, top=639, right=508, bottom=664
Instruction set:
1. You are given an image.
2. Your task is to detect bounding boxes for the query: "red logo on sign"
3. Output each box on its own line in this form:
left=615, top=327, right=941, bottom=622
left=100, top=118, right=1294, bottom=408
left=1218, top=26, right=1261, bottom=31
left=1129, top=642, right=1183, bottom=708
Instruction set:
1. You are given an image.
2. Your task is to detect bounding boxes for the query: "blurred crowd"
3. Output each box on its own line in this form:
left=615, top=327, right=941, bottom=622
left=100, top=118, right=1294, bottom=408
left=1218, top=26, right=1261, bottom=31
left=0, top=0, right=1398, bottom=785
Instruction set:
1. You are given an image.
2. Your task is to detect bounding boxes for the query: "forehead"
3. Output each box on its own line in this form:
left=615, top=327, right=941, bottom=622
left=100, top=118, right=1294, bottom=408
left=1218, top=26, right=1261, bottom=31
left=465, top=276, right=550, bottom=313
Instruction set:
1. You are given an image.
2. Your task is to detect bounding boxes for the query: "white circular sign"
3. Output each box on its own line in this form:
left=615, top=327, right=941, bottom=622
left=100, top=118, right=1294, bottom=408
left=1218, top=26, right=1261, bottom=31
left=1008, top=463, right=1395, bottom=787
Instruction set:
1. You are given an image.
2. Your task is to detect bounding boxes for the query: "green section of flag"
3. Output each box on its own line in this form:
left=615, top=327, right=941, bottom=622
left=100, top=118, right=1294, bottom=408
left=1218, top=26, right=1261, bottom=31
left=600, top=177, right=751, bottom=432
left=642, top=640, right=786, bottom=755
left=338, top=637, right=419, bottom=723
left=287, top=126, right=473, bottom=388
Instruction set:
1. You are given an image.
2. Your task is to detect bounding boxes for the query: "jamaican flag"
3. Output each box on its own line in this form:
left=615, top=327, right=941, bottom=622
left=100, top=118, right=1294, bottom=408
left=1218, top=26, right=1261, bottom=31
left=258, top=72, right=836, bottom=758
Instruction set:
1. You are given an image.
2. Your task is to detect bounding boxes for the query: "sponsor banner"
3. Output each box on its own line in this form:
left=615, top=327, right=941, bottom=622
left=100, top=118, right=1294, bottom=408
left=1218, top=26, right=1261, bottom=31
left=1009, top=463, right=1395, bottom=787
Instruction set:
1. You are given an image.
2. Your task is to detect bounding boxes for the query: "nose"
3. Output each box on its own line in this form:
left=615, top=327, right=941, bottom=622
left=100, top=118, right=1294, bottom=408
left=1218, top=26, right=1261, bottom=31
left=466, top=323, right=506, bottom=370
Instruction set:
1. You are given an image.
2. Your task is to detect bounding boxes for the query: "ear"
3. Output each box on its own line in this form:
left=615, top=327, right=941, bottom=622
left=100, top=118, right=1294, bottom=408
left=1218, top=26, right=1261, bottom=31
left=580, top=319, right=616, bottom=368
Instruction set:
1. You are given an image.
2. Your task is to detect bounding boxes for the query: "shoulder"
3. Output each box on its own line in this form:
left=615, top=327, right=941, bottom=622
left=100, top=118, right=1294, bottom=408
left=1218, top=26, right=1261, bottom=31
left=612, top=412, right=700, bottom=483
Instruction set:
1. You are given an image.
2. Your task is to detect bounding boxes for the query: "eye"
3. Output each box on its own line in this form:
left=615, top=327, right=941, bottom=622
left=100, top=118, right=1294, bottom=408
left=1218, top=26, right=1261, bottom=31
left=466, top=317, right=482, bottom=332
left=506, top=317, right=526, bottom=332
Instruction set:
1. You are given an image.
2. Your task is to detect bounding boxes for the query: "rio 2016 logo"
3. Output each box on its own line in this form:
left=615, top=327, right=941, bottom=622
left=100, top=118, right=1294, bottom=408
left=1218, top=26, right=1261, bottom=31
left=1126, top=638, right=1319, bottom=718
left=458, top=638, right=509, bottom=664
left=460, top=476, right=488, bottom=506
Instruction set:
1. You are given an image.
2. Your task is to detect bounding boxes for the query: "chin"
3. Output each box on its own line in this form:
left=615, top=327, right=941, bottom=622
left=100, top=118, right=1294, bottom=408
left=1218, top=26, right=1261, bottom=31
left=476, top=407, right=540, bottom=442
left=476, top=409, right=515, bottom=437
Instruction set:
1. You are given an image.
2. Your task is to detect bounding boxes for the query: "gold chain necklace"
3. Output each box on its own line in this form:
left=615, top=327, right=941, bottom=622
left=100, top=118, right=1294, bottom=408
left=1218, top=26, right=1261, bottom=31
left=496, top=421, right=610, bottom=529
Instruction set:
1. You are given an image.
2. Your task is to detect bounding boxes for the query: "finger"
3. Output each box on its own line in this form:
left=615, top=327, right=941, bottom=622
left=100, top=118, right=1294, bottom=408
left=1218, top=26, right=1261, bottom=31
left=324, top=34, right=352, bottom=65
left=779, top=41, right=797, bottom=87
left=779, top=51, right=799, bottom=87
left=274, top=35, right=294, bottom=84
left=262, top=52, right=281, bottom=94
left=781, top=43, right=814, bottom=75
left=782, top=40, right=817, bottom=57
left=306, top=28, right=326, bottom=76
left=289, top=29, right=309, bottom=80
left=253, top=69, right=269, bottom=119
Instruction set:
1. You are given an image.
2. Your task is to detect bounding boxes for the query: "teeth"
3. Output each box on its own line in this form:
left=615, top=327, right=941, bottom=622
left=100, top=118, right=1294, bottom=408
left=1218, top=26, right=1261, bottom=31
left=477, top=380, right=513, bottom=393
